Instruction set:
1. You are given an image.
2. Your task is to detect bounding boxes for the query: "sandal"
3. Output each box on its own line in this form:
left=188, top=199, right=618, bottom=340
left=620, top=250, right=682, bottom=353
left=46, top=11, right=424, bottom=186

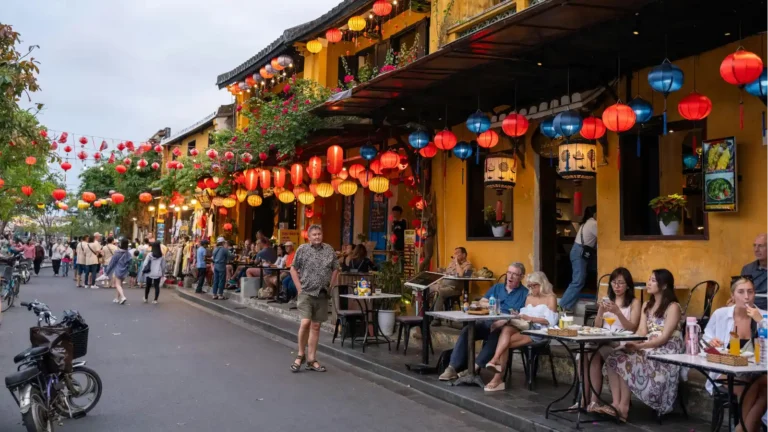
left=594, top=405, right=626, bottom=423
left=290, top=355, right=305, bottom=373
left=485, top=362, right=502, bottom=374
left=212, top=295, right=219, bottom=300
left=305, top=359, right=327, bottom=372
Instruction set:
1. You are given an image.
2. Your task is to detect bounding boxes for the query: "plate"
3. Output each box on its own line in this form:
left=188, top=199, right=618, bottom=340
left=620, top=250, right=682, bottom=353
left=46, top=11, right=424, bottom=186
left=578, top=327, right=611, bottom=336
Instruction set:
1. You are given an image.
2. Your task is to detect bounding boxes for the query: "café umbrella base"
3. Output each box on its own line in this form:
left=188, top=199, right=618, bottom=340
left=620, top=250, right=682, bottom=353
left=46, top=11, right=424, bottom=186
left=659, top=220, right=680, bottom=235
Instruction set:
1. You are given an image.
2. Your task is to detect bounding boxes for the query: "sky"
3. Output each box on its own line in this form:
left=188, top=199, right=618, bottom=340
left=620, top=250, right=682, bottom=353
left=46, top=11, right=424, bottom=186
left=4, top=0, right=341, bottom=190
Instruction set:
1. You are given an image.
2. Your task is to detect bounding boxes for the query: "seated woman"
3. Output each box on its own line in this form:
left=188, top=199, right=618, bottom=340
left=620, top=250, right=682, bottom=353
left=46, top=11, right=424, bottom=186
left=274, top=245, right=288, bottom=269
left=483, top=271, right=558, bottom=392
left=602, top=269, right=683, bottom=421
left=341, top=244, right=377, bottom=273
left=703, top=278, right=767, bottom=432
left=575, top=267, right=641, bottom=411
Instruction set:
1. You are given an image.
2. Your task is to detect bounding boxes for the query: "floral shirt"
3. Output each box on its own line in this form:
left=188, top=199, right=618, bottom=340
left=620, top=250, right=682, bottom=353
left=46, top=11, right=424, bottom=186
left=291, top=243, right=339, bottom=297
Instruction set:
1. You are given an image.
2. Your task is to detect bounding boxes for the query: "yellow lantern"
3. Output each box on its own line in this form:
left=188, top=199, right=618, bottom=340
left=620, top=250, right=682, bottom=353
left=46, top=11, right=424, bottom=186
left=306, top=39, right=322, bottom=54
left=348, top=16, right=366, bottom=31
left=278, top=190, right=295, bottom=203
left=368, top=176, right=390, bottom=194
left=247, top=194, right=263, bottom=207
left=211, top=197, right=224, bottom=207
left=77, top=201, right=90, bottom=210
left=148, top=205, right=156, bottom=212
left=235, top=187, right=248, bottom=203
left=36, top=203, right=44, bottom=209
left=338, top=180, right=358, bottom=196
left=316, top=182, right=334, bottom=198
left=484, top=152, right=517, bottom=189
left=222, top=197, right=237, bottom=208
left=298, top=191, right=315, bottom=205
left=100, top=199, right=108, bottom=206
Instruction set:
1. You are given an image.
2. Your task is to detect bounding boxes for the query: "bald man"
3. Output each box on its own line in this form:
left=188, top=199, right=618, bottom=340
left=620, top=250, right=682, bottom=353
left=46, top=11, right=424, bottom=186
left=742, top=233, right=767, bottom=309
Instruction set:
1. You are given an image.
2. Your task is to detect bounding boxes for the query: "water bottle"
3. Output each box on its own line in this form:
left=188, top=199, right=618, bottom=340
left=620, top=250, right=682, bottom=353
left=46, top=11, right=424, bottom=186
left=488, top=295, right=497, bottom=316
left=685, top=317, right=700, bottom=356
left=758, top=314, right=768, bottom=366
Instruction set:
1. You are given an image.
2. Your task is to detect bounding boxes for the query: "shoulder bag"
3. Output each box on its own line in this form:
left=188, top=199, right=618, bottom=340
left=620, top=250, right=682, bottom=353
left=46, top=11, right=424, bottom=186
left=580, top=225, right=596, bottom=260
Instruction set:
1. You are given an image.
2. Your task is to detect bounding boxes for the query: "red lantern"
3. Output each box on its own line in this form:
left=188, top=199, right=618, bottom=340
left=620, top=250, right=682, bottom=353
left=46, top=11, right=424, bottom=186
left=419, top=142, right=438, bottom=158
left=358, top=170, right=371, bottom=188
left=21, top=186, right=33, bottom=197
left=123, top=157, right=131, bottom=165
left=477, top=130, right=499, bottom=149
left=338, top=167, right=349, bottom=180
left=117, top=142, right=126, bottom=152
left=176, top=162, right=184, bottom=170
left=224, top=151, right=234, bottom=160
left=380, top=151, right=399, bottom=169
left=307, top=156, right=322, bottom=180
left=141, top=142, right=152, bottom=152
left=580, top=116, right=607, bottom=140
left=137, top=158, right=148, bottom=168
left=139, top=192, right=153, bottom=203
left=115, top=164, right=127, bottom=174
left=433, top=130, right=457, bottom=150
left=244, top=168, right=259, bottom=191
left=207, top=149, right=218, bottom=160
left=60, top=161, right=72, bottom=172
left=52, top=189, right=66, bottom=201
left=93, top=152, right=102, bottom=161
left=172, top=147, right=181, bottom=157
left=373, top=0, right=392, bottom=16
left=602, top=102, right=636, bottom=133
left=326, top=28, right=342, bottom=43
left=111, top=193, right=124, bottom=204
left=189, top=148, right=199, bottom=157
left=259, top=168, right=271, bottom=189
left=326, top=145, right=343, bottom=174
left=166, top=161, right=176, bottom=170
left=77, top=151, right=88, bottom=161
left=241, top=152, right=253, bottom=163
left=331, top=177, right=343, bottom=193
left=78, top=136, right=88, bottom=145
left=273, top=167, right=286, bottom=188
left=720, top=50, right=764, bottom=86
left=223, top=223, right=233, bottom=231
left=50, top=142, right=58, bottom=151
left=107, top=153, right=115, bottom=164
left=218, top=207, right=228, bottom=216
left=370, top=159, right=383, bottom=175
left=151, top=162, right=160, bottom=170
left=293, top=184, right=306, bottom=195
left=348, top=164, right=365, bottom=179
left=57, top=132, right=68, bottom=143
left=63, top=145, right=72, bottom=153
left=25, top=156, right=36, bottom=166
left=678, top=92, right=712, bottom=121
left=501, top=113, right=529, bottom=138
left=125, top=141, right=135, bottom=151
left=290, top=163, right=304, bottom=186
left=82, top=192, right=96, bottom=203
left=93, top=200, right=102, bottom=208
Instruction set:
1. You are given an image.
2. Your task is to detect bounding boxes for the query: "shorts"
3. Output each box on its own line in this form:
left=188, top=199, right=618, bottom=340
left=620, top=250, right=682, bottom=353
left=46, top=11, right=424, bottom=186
left=128, top=271, right=138, bottom=278
left=297, top=291, right=328, bottom=322
left=77, top=264, right=86, bottom=274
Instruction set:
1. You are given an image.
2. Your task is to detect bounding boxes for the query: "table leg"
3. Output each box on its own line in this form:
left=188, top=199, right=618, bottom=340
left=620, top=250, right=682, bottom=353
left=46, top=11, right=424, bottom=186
left=355, top=299, right=369, bottom=353
left=584, top=343, right=622, bottom=424
left=727, top=374, right=736, bottom=432
left=370, top=302, right=392, bottom=351
left=452, top=322, right=485, bottom=388
left=404, top=289, right=437, bottom=374
left=545, top=339, right=580, bottom=425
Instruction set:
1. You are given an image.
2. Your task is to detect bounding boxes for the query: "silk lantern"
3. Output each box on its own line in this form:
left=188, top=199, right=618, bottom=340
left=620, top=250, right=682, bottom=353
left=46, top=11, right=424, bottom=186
left=379, top=151, right=399, bottom=169
left=244, top=168, right=259, bottom=191
left=501, top=113, right=529, bottom=138
left=484, top=153, right=517, bottom=189
left=307, top=156, right=322, bottom=180
left=277, top=55, right=292, bottom=69
left=348, top=16, right=366, bottom=32
left=434, top=129, right=457, bottom=150
left=235, top=187, right=248, bottom=203
left=82, top=192, right=96, bottom=203
left=222, top=197, right=237, bottom=208
left=93, top=201, right=102, bottom=208
left=678, top=91, right=712, bottom=152
left=338, top=180, right=358, bottom=196
left=218, top=207, right=228, bottom=216
left=260, top=66, right=274, bottom=79
left=139, top=192, right=152, bottom=203
left=721, top=49, right=764, bottom=129
left=373, top=0, right=392, bottom=16
left=298, top=192, right=315, bottom=205
left=25, top=156, right=36, bottom=166
left=259, top=168, right=272, bottom=189
left=557, top=141, right=597, bottom=180
left=325, top=28, right=342, bottom=43
left=247, top=194, right=263, bottom=207
left=327, top=145, right=343, bottom=174
left=466, top=111, right=491, bottom=134
left=278, top=190, right=295, bottom=204
left=602, top=102, right=636, bottom=133
left=453, top=141, right=473, bottom=160
left=52, top=189, right=66, bottom=201
left=579, top=117, right=606, bottom=140
left=370, top=159, right=383, bottom=175
left=111, top=193, right=124, bottom=204
left=290, top=163, right=304, bottom=186
left=358, top=171, right=371, bottom=188
left=223, top=223, right=233, bottom=231
left=408, top=130, right=430, bottom=149
left=348, top=164, right=365, bottom=179
left=477, top=130, right=500, bottom=149
left=648, top=60, right=684, bottom=134
left=293, top=184, right=306, bottom=196
left=419, top=142, right=438, bottom=158
left=540, top=118, right=561, bottom=138
left=746, top=68, right=768, bottom=98
left=628, top=97, right=653, bottom=123
left=115, top=165, right=127, bottom=174
left=553, top=110, right=583, bottom=140
left=306, top=39, right=323, bottom=54
left=271, top=57, right=284, bottom=71
left=360, top=144, right=378, bottom=161
left=369, top=176, right=390, bottom=194
left=273, top=167, right=286, bottom=188
left=316, top=182, right=333, bottom=198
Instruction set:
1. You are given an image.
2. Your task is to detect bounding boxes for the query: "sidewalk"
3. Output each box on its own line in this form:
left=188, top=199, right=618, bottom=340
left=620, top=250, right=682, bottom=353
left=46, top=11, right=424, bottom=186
left=176, top=287, right=722, bottom=432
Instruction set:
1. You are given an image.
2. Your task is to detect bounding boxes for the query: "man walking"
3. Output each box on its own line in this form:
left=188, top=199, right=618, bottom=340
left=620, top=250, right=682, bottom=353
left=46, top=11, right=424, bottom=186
left=289, top=225, right=338, bottom=373
left=195, top=239, right=209, bottom=293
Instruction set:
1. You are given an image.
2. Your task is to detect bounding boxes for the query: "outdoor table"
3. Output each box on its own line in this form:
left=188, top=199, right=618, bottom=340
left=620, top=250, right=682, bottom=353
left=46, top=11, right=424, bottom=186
left=521, top=328, right=647, bottom=429
left=426, top=310, right=514, bottom=388
left=599, top=282, right=690, bottom=303
left=755, top=293, right=767, bottom=298
left=339, top=293, right=401, bottom=353
left=442, top=276, right=495, bottom=304
left=649, top=353, right=767, bottom=432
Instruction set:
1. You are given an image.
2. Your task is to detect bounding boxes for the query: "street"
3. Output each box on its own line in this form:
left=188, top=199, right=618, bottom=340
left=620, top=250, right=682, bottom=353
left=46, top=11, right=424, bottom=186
left=0, top=268, right=508, bottom=432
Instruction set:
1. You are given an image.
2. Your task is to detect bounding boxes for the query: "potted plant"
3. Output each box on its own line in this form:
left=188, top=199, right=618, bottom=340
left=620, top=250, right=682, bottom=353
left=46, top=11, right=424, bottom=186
left=484, top=206, right=508, bottom=237
left=649, top=194, right=687, bottom=235
left=375, top=261, right=411, bottom=337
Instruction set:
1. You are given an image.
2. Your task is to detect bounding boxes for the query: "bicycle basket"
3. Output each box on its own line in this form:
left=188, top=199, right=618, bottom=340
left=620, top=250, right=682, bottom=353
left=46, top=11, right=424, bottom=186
left=30, top=326, right=73, bottom=373
left=0, top=265, right=11, bottom=281
left=71, top=325, right=89, bottom=359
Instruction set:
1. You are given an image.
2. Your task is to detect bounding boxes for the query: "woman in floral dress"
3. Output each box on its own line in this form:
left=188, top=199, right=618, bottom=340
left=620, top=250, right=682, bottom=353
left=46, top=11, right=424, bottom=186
left=601, top=269, right=683, bottom=421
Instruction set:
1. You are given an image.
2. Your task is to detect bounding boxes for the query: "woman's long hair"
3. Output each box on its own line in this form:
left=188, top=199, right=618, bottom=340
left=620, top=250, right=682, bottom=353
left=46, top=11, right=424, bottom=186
left=581, top=205, right=597, bottom=224
left=351, top=244, right=368, bottom=261
left=119, top=238, right=129, bottom=250
left=644, top=269, right=678, bottom=319
left=151, top=241, right=163, bottom=258
left=526, top=271, right=554, bottom=297
left=608, top=267, right=636, bottom=308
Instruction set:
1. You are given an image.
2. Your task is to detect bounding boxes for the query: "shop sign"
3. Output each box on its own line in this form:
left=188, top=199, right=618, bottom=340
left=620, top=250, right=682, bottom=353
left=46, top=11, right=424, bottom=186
left=278, top=229, right=301, bottom=246
left=702, top=136, right=737, bottom=212
left=403, top=229, right=416, bottom=279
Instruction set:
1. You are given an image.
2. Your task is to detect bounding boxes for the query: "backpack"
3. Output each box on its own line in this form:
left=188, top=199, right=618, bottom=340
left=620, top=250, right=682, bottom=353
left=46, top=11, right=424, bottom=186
left=35, top=245, right=45, bottom=259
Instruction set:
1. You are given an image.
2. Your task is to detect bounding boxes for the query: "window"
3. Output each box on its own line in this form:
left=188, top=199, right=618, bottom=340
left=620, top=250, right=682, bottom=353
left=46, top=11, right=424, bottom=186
left=466, top=150, right=514, bottom=240
left=187, top=140, right=196, bottom=155
left=620, top=118, right=708, bottom=239
left=390, top=19, right=428, bottom=60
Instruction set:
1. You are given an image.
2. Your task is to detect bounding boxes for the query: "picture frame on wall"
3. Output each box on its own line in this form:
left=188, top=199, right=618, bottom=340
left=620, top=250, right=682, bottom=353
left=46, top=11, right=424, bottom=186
left=701, top=136, right=737, bottom=212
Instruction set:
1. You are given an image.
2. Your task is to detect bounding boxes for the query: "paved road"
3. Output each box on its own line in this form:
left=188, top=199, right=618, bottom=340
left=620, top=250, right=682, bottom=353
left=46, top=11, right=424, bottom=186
left=0, top=269, right=509, bottom=432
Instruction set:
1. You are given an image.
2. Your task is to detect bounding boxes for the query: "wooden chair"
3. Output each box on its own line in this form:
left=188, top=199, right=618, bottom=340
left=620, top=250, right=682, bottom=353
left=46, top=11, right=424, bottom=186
left=330, top=284, right=364, bottom=348
left=395, top=291, right=438, bottom=355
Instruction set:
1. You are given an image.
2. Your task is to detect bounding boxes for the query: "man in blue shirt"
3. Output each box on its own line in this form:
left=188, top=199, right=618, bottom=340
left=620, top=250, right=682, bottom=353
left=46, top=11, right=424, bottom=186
left=439, top=262, right=529, bottom=381
left=741, top=233, right=767, bottom=309
left=194, top=239, right=209, bottom=293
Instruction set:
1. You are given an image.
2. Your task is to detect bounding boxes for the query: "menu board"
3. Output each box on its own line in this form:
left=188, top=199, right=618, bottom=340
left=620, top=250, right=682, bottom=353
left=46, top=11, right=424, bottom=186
left=370, top=194, right=387, bottom=232
left=156, top=223, right=165, bottom=242
left=702, top=136, right=737, bottom=212
left=403, top=229, right=416, bottom=279
left=277, top=229, right=301, bottom=246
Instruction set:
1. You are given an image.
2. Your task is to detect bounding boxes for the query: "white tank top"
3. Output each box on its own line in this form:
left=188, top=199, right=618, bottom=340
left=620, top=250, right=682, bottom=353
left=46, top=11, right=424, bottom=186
left=602, top=303, right=632, bottom=331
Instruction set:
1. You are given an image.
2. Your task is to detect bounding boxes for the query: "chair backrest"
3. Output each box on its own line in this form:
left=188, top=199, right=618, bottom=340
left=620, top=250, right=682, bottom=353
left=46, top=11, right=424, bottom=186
left=597, top=273, right=611, bottom=294
left=496, top=273, right=507, bottom=285
left=684, top=280, right=720, bottom=316
left=330, top=284, right=344, bottom=315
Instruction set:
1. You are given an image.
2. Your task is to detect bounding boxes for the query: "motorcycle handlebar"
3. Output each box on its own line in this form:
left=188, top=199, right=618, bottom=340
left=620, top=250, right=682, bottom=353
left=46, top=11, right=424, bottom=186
left=20, top=301, right=29, bottom=307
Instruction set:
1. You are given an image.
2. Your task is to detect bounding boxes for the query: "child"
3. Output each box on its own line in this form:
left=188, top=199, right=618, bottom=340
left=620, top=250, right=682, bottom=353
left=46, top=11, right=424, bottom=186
left=128, top=249, right=140, bottom=288
left=61, top=246, right=73, bottom=278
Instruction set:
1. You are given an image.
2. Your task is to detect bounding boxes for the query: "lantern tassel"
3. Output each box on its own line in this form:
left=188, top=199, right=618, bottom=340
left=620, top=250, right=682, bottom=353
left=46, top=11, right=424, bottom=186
left=461, top=166, right=465, bottom=184
left=739, top=99, right=744, bottom=130
left=475, top=143, right=479, bottom=165
left=636, top=134, right=641, bottom=157
left=617, top=145, right=621, bottom=171
left=662, top=104, right=668, bottom=136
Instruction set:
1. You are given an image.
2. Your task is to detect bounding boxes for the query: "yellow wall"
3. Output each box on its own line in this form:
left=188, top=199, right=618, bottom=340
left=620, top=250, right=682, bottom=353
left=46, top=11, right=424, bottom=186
left=161, top=125, right=214, bottom=174
left=430, top=0, right=531, bottom=52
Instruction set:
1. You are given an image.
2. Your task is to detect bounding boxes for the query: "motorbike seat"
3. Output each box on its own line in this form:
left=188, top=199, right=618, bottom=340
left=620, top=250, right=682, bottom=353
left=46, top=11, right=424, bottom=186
left=13, top=346, right=49, bottom=364
left=4, top=367, right=40, bottom=388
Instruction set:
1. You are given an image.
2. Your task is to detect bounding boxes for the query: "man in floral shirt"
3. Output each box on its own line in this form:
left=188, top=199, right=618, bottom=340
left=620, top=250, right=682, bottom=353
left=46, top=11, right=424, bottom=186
left=289, top=225, right=339, bottom=372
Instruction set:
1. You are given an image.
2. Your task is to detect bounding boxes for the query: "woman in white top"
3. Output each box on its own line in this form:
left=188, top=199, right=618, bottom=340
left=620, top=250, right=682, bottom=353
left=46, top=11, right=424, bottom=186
left=561, top=205, right=597, bottom=311
left=484, top=271, right=559, bottom=392
left=576, top=267, right=641, bottom=411
left=703, top=278, right=767, bottom=432
left=50, top=240, right=64, bottom=277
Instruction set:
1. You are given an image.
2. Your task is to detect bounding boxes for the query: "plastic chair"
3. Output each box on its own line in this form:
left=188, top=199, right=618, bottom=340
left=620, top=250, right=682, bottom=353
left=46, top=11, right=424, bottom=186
left=395, top=291, right=438, bottom=355
left=684, top=280, right=719, bottom=327
left=330, top=285, right=364, bottom=348
left=503, top=339, right=558, bottom=390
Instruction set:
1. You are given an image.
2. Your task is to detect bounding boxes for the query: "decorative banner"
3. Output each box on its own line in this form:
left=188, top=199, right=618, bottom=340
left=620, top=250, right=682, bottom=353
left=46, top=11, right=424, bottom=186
left=403, top=229, right=416, bottom=279
left=701, top=136, right=737, bottom=212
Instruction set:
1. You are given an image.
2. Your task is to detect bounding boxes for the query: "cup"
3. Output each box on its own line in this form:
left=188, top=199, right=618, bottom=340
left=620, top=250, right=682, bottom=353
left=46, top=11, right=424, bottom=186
left=375, top=288, right=382, bottom=295
left=561, top=315, right=574, bottom=328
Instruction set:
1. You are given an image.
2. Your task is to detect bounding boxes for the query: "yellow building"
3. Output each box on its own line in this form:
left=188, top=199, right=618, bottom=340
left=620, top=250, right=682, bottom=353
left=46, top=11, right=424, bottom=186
left=159, top=104, right=235, bottom=167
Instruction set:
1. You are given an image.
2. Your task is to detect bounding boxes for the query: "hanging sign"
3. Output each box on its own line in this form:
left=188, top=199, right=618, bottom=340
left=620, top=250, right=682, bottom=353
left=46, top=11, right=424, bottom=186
left=702, top=136, right=737, bottom=212
left=403, top=229, right=416, bottom=279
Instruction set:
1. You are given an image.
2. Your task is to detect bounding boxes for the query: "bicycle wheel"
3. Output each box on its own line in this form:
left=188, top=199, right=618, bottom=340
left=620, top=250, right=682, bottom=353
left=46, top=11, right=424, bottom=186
left=58, top=366, right=102, bottom=416
left=13, top=276, right=20, bottom=295
left=22, top=387, right=54, bottom=432
left=1, top=284, right=13, bottom=312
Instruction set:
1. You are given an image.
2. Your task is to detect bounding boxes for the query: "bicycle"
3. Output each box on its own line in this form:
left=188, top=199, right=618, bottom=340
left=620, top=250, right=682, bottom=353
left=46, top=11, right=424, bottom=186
left=1, top=263, right=19, bottom=312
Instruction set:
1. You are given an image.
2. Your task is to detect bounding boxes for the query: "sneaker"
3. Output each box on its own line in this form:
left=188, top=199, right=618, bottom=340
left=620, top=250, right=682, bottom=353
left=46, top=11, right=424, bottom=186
left=112, top=298, right=118, bottom=303
left=143, top=297, right=147, bottom=303
left=90, top=286, right=99, bottom=289
left=152, top=300, right=158, bottom=304
left=438, top=366, right=458, bottom=381
left=119, top=297, right=127, bottom=305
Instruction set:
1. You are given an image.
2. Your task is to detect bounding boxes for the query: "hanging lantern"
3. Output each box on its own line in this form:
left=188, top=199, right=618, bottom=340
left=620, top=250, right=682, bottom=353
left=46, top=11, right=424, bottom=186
left=348, top=163, right=365, bottom=179
left=540, top=118, right=561, bottom=138
left=58, top=132, right=69, bottom=143
left=50, top=142, right=58, bottom=151
left=746, top=67, right=768, bottom=98
left=316, top=182, right=334, bottom=198
left=111, top=193, right=125, bottom=204
left=720, top=49, right=764, bottom=85
left=137, top=158, right=148, bottom=168
left=52, top=189, right=66, bottom=201
left=484, top=152, right=517, bottom=189
left=58, top=203, right=68, bottom=211
left=678, top=92, right=712, bottom=121
left=260, top=66, right=274, bottom=79
left=325, top=28, right=342, bottom=43
left=82, top=192, right=96, bottom=203
left=348, top=16, right=366, bottom=31
left=306, top=156, right=322, bottom=180
left=501, top=113, right=529, bottom=138
left=553, top=110, right=583, bottom=139
left=63, top=145, right=72, bottom=153
left=77, top=200, right=89, bottom=210
left=271, top=57, right=284, bottom=71
left=115, top=164, right=127, bottom=174
left=602, top=102, right=636, bottom=133
left=466, top=110, right=491, bottom=134
left=223, top=151, right=234, bottom=161
left=358, top=171, right=371, bottom=188
left=277, top=54, right=293, bottom=69
left=93, top=152, right=102, bottom=161
left=60, top=161, right=72, bottom=172
left=379, top=150, right=399, bottom=169
left=223, top=223, right=233, bottom=231
left=331, top=177, right=344, bottom=194
left=235, top=187, right=248, bottom=203
left=25, top=156, right=36, bottom=166
left=259, top=168, right=272, bottom=189
left=273, top=167, right=286, bottom=188
left=557, top=140, right=597, bottom=180
left=218, top=207, right=228, bottom=216
left=290, top=163, right=304, bottom=186
left=360, top=144, right=378, bottom=161
left=337, top=167, right=349, bottom=180
left=338, top=180, right=358, bottom=196
left=293, top=184, right=306, bottom=196
left=477, top=130, right=500, bottom=149
left=298, top=192, right=315, bottom=205
left=245, top=75, right=256, bottom=88
left=628, top=97, right=653, bottom=123
left=222, top=197, right=237, bottom=208
left=247, top=194, right=263, bottom=207
left=370, top=159, right=383, bottom=175
left=100, top=198, right=108, bottom=206
left=154, top=144, right=163, bottom=153
left=453, top=141, right=473, bottom=160
left=278, top=190, right=295, bottom=203
left=434, top=129, right=457, bottom=150
left=419, top=142, right=438, bottom=158
left=309, top=183, right=318, bottom=196
left=240, top=152, right=253, bottom=164
left=408, top=130, right=430, bottom=149
left=579, top=117, right=606, bottom=140
left=206, top=149, right=218, bottom=159
left=369, top=176, right=390, bottom=194
left=306, top=39, right=323, bottom=54
left=77, top=151, right=88, bottom=161
left=151, top=162, right=160, bottom=170
left=327, top=145, right=343, bottom=174
left=372, top=0, right=393, bottom=16
left=648, top=60, right=684, bottom=134
left=244, top=168, right=259, bottom=191
left=122, top=157, right=131, bottom=166
left=139, top=192, right=153, bottom=203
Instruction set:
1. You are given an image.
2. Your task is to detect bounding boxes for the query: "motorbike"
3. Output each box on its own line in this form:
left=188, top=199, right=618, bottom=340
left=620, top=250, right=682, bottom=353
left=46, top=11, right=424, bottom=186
left=4, top=300, right=102, bottom=432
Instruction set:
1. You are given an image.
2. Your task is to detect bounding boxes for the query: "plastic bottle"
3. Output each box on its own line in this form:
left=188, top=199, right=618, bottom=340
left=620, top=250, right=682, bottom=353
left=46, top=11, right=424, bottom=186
left=488, top=295, right=497, bottom=316
left=758, top=314, right=768, bottom=366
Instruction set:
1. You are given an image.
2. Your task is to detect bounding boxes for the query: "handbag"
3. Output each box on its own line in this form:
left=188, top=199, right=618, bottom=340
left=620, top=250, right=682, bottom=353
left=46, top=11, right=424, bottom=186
left=142, top=258, right=152, bottom=274
left=579, top=226, right=596, bottom=260
left=508, top=318, right=531, bottom=332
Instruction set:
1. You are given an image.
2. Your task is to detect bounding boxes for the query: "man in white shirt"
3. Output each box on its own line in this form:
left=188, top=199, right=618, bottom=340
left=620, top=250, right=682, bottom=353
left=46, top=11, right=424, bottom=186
left=82, top=232, right=103, bottom=289
left=560, top=205, right=597, bottom=311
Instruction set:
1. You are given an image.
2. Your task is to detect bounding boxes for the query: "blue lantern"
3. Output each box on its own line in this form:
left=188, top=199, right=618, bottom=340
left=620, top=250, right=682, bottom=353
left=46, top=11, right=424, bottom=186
left=540, top=118, right=561, bottom=139
left=466, top=110, right=490, bottom=134
left=628, top=97, right=653, bottom=123
left=648, top=60, right=684, bottom=136
left=360, top=144, right=378, bottom=161
left=552, top=110, right=582, bottom=139
left=453, top=141, right=473, bottom=160
left=746, top=67, right=768, bottom=98
left=683, top=154, right=698, bottom=170
left=408, top=130, right=430, bottom=150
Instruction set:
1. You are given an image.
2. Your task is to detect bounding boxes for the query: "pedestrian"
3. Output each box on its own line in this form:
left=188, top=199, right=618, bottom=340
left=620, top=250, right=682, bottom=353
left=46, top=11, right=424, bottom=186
left=50, top=240, right=64, bottom=276
left=142, top=241, right=166, bottom=304
left=127, top=249, right=140, bottom=288
left=211, top=237, right=230, bottom=300
left=560, top=205, right=597, bottom=311
left=82, top=233, right=103, bottom=289
left=289, top=224, right=339, bottom=373
left=75, top=235, right=89, bottom=287
left=61, top=243, right=73, bottom=278
left=33, top=241, right=45, bottom=276
left=195, top=239, right=209, bottom=293
left=104, top=238, right=131, bottom=305
left=101, top=237, right=118, bottom=288
left=22, top=240, right=35, bottom=272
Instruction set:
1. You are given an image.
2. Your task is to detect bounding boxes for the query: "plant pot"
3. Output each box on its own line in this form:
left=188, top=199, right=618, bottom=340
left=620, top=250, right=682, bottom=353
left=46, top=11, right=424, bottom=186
left=491, top=224, right=507, bottom=238
left=659, top=220, right=680, bottom=236
left=378, top=310, right=396, bottom=337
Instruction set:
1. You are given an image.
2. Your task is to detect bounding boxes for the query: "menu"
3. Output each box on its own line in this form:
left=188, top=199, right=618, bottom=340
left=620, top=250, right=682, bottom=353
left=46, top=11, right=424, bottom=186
left=403, top=229, right=416, bottom=279
left=370, top=194, right=387, bottom=232
left=701, top=136, right=737, bottom=212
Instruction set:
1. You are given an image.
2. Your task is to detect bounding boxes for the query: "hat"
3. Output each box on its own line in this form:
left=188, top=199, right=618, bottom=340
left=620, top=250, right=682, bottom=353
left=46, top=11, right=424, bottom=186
left=216, top=237, right=226, bottom=244
left=284, top=241, right=294, bottom=246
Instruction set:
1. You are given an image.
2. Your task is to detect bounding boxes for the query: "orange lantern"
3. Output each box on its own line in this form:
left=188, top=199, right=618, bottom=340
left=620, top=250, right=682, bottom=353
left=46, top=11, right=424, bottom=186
left=602, top=102, right=637, bottom=133
left=379, top=151, right=399, bottom=169
left=477, top=130, right=500, bottom=149
left=307, top=156, right=322, bottom=180
left=372, top=0, right=392, bottom=16
left=139, top=192, right=153, bottom=203
left=21, top=186, right=33, bottom=197
left=309, top=183, right=318, bottom=196
left=223, top=223, right=233, bottom=231
left=218, top=207, right=228, bottom=216
left=348, top=164, right=365, bottom=179
left=115, top=164, right=127, bottom=174
left=244, top=168, right=260, bottom=191
left=271, top=57, right=284, bottom=71
left=52, top=189, right=66, bottom=201
left=82, top=192, right=96, bottom=203
left=419, top=142, right=438, bottom=158
left=273, top=167, right=286, bottom=188
left=325, top=28, right=342, bottom=43
left=290, top=163, right=304, bottom=186
left=111, top=193, right=125, bottom=204
left=434, top=129, right=457, bottom=150
left=293, top=184, right=306, bottom=196
left=94, top=201, right=102, bottom=208
left=358, top=170, right=371, bottom=188
left=326, top=145, right=343, bottom=175
left=331, top=177, right=344, bottom=194
left=25, top=156, right=36, bottom=166
left=338, top=167, right=349, bottom=180
left=370, top=159, right=383, bottom=175
left=259, top=168, right=271, bottom=189
left=260, top=67, right=273, bottom=79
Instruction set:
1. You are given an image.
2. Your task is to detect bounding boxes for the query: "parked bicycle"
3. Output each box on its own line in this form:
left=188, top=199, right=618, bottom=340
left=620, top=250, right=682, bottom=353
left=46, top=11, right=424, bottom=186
left=1, top=255, right=23, bottom=312
left=4, top=300, right=102, bottom=432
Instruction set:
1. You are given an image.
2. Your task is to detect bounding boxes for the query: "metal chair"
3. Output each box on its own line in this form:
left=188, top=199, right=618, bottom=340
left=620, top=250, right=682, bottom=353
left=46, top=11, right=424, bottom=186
left=395, top=291, right=438, bottom=355
left=583, top=273, right=610, bottom=327
left=684, top=280, right=720, bottom=328
left=330, top=284, right=364, bottom=348
left=503, top=339, right=558, bottom=390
